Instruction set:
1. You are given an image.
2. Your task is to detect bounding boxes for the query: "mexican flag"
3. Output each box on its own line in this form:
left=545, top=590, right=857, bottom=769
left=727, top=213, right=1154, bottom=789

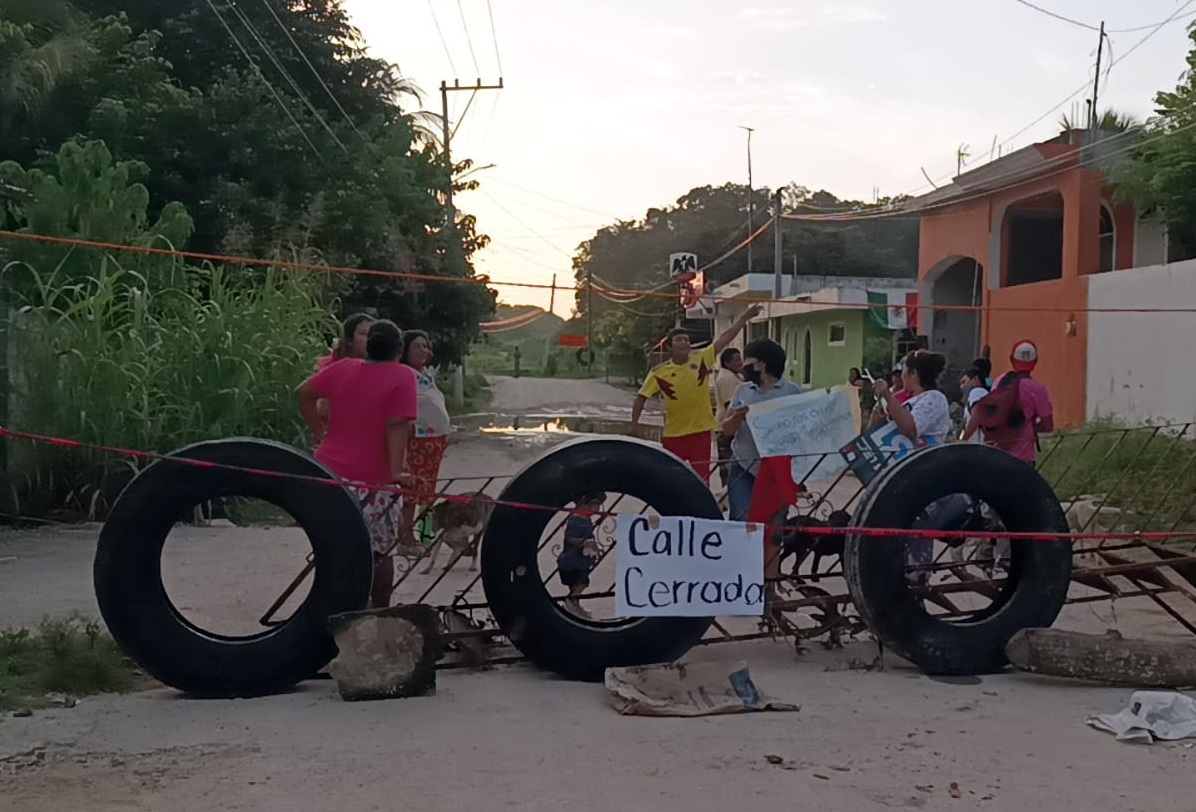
left=867, top=290, right=917, bottom=331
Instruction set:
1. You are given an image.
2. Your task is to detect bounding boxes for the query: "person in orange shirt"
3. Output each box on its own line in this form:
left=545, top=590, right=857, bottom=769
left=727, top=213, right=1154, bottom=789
left=630, top=303, right=762, bottom=481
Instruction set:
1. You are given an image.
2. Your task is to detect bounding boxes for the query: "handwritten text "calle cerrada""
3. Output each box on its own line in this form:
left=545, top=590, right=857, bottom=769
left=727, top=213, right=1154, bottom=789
left=615, top=515, right=764, bottom=617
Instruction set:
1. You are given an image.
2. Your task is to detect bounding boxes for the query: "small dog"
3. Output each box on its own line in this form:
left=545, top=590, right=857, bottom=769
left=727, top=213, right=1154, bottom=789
left=421, top=491, right=494, bottom=574
left=778, top=509, right=852, bottom=580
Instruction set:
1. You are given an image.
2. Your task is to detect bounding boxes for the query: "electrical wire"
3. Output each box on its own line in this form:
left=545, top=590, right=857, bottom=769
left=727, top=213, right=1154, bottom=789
left=226, top=0, right=348, bottom=154
left=426, top=0, right=459, bottom=76
left=486, top=177, right=625, bottom=221
left=786, top=113, right=1191, bottom=224
left=1009, top=0, right=1098, bottom=31
left=256, top=0, right=368, bottom=146
left=486, top=0, right=504, bottom=76
left=203, top=0, right=324, bottom=163
left=456, top=0, right=482, bottom=76
left=450, top=89, right=478, bottom=141
left=894, top=0, right=1196, bottom=201
left=480, top=190, right=578, bottom=258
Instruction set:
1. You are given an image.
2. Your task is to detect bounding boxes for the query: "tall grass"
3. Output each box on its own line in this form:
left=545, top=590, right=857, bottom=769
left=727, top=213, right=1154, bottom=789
left=1038, top=423, right=1196, bottom=532
left=5, top=256, right=335, bottom=518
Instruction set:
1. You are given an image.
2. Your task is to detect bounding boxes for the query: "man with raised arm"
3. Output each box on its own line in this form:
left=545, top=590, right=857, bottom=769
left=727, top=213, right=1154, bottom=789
left=629, top=303, right=763, bottom=482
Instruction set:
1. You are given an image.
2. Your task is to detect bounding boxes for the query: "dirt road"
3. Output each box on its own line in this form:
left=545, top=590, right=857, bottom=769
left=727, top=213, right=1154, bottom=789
left=0, top=377, right=1192, bottom=810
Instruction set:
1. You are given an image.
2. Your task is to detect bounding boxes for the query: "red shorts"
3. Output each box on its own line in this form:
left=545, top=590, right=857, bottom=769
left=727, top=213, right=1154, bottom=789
left=662, top=431, right=712, bottom=481
left=748, top=456, right=802, bottom=539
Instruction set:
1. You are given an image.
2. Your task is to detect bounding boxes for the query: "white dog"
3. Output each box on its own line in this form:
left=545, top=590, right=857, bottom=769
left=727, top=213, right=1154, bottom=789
left=420, top=492, right=494, bottom=574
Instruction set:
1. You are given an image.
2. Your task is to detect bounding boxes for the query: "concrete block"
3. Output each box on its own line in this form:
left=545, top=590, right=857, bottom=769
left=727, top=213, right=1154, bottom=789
left=327, top=604, right=442, bottom=701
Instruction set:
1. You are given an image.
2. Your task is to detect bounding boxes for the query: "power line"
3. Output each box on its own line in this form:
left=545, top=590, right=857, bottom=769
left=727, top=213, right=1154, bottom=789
left=225, top=0, right=348, bottom=154
left=426, top=0, right=458, bottom=76
left=480, top=190, right=578, bottom=258
left=456, top=0, right=482, bottom=75
left=203, top=0, right=324, bottom=163
left=487, top=177, right=624, bottom=220
left=256, top=0, right=368, bottom=146
left=900, top=1, right=1195, bottom=200
left=1009, top=0, right=1098, bottom=31
left=1009, top=0, right=1196, bottom=33
left=485, top=0, right=504, bottom=76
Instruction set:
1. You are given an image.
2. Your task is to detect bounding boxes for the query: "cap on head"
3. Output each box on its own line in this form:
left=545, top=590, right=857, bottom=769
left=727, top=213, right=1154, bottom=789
left=1010, top=339, right=1038, bottom=372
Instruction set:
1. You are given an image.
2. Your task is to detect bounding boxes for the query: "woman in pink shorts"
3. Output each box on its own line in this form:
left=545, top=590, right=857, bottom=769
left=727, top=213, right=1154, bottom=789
left=298, top=320, right=418, bottom=608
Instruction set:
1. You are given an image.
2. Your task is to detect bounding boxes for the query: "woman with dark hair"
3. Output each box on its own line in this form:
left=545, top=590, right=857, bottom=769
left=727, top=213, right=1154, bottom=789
left=871, top=351, right=952, bottom=584
left=872, top=351, right=951, bottom=445
left=398, top=329, right=452, bottom=551
left=315, top=313, right=375, bottom=430
left=317, top=312, right=375, bottom=370
left=298, top=320, right=417, bottom=608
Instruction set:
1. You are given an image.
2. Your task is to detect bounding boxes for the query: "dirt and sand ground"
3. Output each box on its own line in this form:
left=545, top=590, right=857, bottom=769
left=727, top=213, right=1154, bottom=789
left=1, top=376, right=1193, bottom=811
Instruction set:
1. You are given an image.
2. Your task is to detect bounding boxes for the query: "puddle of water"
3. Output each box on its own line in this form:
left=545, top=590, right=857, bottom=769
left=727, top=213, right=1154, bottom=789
left=455, top=413, right=662, bottom=440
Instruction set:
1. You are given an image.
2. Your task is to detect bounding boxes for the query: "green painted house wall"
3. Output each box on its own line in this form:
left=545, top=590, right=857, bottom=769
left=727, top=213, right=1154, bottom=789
left=775, top=309, right=883, bottom=389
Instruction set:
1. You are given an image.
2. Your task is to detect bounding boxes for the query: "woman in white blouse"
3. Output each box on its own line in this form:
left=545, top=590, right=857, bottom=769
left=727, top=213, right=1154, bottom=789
left=871, top=351, right=952, bottom=585
left=398, top=330, right=453, bottom=552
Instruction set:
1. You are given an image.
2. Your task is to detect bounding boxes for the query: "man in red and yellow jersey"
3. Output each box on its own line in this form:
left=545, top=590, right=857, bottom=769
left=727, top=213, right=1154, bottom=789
left=630, top=303, right=763, bottom=481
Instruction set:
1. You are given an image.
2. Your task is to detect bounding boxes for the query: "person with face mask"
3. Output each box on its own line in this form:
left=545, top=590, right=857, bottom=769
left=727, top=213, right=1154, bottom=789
left=720, top=338, right=803, bottom=523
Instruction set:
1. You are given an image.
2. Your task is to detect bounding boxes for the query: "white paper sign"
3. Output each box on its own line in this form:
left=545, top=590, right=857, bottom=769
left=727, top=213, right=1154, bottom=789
left=743, top=387, right=860, bottom=482
left=616, top=514, right=764, bottom=617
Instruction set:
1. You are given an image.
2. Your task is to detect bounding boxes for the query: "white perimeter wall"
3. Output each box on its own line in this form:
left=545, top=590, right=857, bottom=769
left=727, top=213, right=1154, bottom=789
left=1087, top=259, right=1196, bottom=425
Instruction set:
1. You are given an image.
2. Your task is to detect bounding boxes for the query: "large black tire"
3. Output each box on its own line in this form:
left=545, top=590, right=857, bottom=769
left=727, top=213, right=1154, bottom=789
left=843, top=443, right=1072, bottom=675
left=94, top=438, right=373, bottom=696
left=481, top=437, right=721, bottom=681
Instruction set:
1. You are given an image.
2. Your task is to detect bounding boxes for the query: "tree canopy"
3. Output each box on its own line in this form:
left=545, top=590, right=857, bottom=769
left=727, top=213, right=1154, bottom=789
left=1114, top=25, right=1196, bottom=261
left=571, top=182, right=918, bottom=355
left=0, top=0, right=494, bottom=363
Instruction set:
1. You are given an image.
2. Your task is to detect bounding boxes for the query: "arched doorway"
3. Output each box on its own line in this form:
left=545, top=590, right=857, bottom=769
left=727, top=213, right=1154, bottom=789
left=926, top=257, right=983, bottom=373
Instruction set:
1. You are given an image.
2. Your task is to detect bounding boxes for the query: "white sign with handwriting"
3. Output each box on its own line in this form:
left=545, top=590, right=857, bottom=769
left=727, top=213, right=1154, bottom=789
left=616, top=515, right=764, bottom=617
left=744, top=387, right=860, bottom=482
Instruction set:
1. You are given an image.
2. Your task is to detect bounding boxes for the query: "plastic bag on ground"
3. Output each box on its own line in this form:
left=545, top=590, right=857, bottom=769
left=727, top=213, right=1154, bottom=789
left=1086, top=691, right=1196, bottom=744
left=604, top=660, right=799, bottom=717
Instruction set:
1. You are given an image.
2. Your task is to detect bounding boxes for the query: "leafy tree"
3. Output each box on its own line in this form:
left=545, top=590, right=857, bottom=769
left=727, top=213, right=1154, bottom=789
left=0, top=1, right=494, bottom=364
left=572, top=183, right=918, bottom=350
left=1113, top=27, right=1196, bottom=260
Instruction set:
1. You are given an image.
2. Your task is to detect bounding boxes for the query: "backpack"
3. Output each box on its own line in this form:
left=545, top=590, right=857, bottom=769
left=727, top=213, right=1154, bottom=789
left=974, top=372, right=1027, bottom=448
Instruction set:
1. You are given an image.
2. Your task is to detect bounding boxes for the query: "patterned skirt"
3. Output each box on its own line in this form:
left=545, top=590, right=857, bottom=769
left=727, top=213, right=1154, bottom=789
left=407, top=435, right=450, bottom=506
left=351, top=486, right=403, bottom=555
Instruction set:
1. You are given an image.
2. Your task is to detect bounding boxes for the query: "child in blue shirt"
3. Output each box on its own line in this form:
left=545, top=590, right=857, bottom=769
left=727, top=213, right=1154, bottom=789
left=558, top=492, right=606, bottom=619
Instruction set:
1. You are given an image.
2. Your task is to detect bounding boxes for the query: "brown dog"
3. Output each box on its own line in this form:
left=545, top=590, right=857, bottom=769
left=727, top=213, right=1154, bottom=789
left=778, top=509, right=852, bottom=581
left=420, top=492, right=495, bottom=574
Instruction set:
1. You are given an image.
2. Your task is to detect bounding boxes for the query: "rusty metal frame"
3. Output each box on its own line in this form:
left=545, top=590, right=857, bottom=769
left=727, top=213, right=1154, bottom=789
left=258, top=423, right=1196, bottom=668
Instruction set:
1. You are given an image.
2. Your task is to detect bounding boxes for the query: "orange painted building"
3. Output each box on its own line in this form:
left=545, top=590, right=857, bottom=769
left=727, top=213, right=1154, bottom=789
left=911, top=130, right=1158, bottom=428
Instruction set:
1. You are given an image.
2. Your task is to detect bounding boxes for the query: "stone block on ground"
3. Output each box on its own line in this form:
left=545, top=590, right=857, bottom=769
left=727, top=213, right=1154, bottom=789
left=327, top=604, right=442, bottom=701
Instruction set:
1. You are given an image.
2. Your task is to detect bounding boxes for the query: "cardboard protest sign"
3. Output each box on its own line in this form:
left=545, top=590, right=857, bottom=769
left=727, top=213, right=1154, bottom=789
left=615, top=515, right=764, bottom=617
left=743, top=386, right=860, bottom=482
left=840, top=420, right=941, bottom=485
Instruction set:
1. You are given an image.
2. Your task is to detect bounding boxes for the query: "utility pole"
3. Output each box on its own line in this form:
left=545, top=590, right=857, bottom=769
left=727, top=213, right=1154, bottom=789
left=1090, top=22, right=1106, bottom=130
left=585, top=270, right=594, bottom=376
left=440, top=78, right=504, bottom=225
left=773, top=188, right=784, bottom=301
left=739, top=126, right=755, bottom=272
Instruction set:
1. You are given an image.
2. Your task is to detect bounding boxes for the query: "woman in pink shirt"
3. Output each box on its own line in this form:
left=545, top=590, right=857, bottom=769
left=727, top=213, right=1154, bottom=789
left=298, top=320, right=418, bottom=608
left=315, top=313, right=375, bottom=430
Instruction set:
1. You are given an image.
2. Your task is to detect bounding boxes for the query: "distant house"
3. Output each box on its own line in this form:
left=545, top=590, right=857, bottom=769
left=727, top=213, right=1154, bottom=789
left=908, top=128, right=1190, bottom=427
left=712, top=273, right=916, bottom=389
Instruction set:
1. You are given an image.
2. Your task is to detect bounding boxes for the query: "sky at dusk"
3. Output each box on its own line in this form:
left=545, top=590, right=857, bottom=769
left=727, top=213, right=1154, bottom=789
left=342, top=0, right=1196, bottom=316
